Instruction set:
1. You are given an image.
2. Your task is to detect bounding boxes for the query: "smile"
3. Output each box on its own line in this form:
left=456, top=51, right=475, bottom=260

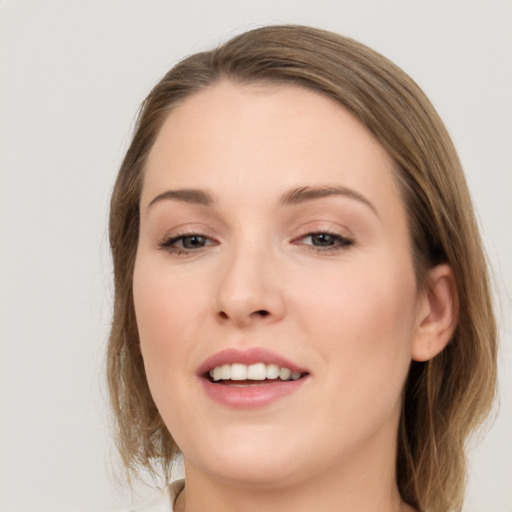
left=198, top=347, right=310, bottom=408
left=209, top=362, right=304, bottom=382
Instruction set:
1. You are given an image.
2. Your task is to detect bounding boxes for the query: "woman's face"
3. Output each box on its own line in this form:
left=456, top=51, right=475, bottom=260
left=134, top=82, right=427, bottom=487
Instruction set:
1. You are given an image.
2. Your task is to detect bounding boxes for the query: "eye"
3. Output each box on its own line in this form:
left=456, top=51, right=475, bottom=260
left=306, top=233, right=340, bottom=247
left=295, top=231, right=354, bottom=252
left=177, top=235, right=208, bottom=249
left=159, top=233, right=216, bottom=254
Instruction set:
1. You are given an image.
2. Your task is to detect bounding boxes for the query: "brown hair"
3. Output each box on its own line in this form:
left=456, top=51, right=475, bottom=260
left=107, top=25, right=497, bottom=511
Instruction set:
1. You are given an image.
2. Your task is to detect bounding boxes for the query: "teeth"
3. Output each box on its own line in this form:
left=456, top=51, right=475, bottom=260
left=279, top=367, right=291, bottom=380
left=221, top=364, right=230, bottom=380
left=247, top=362, right=266, bottom=380
left=213, top=366, right=222, bottom=381
left=266, top=364, right=280, bottom=379
left=209, top=363, right=304, bottom=382
left=231, top=363, right=247, bottom=381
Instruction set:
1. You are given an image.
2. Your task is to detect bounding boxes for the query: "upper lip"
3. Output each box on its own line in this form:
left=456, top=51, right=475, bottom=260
left=197, top=347, right=308, bottom=376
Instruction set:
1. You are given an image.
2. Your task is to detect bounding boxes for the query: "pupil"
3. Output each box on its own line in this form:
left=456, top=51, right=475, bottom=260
left=183, top=235, right=205, bottom=248
left=312, top=233, right=334, bottom=246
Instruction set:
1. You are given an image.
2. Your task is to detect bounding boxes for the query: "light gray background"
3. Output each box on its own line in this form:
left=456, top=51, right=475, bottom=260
left=1, top=1, right=511, bottom=511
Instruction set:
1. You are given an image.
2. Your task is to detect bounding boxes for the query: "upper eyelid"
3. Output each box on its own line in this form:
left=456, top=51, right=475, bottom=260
left=161, top=232, right=215, bottom=245
left=158, top=225, right=218, bottom=241
left=292, top=231, right=353, bottom=245
left=159, top=226, right=352, bottom=239
left=300, top=231, right=350, bottom=240
left=291, top=223, right=354, bottom=240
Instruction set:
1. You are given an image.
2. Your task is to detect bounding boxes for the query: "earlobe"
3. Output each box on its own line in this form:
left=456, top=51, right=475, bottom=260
left=412, top=264, right=458, bottom=362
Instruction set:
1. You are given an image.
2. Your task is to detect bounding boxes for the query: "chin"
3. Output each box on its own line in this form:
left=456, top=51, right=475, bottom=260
left=184, top=429, right=310, bottom=489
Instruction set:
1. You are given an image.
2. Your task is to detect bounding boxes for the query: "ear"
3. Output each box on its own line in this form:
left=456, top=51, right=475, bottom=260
left=412, top=264, right=458, bottom=362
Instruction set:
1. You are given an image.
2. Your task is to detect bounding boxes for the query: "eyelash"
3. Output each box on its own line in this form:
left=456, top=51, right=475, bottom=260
left=158, top=230, right=354, bottom=256
left=158, top=233, right=215, bottom=255
left=293, top=230, right=354, bottom=253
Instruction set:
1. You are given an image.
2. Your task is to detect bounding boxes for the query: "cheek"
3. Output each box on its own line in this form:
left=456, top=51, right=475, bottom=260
left=300, top=260, right=418, bottom=397
left=132, top=256, right=204, bottom=396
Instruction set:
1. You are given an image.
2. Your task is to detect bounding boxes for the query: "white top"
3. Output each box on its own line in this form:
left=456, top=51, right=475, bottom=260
left=130, top=479, right=184, bottom=512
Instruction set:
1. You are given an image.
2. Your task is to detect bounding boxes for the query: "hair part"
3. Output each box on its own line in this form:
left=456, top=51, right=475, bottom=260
left=107, top=25, right=497, bottom=511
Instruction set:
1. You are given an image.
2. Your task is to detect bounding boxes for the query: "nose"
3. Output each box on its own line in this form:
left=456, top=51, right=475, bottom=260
left=215, top=244, right=286, bottom=328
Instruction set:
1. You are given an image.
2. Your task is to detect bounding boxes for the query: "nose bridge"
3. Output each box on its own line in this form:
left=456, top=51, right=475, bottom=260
left=215, top=233, right=285, bottom=326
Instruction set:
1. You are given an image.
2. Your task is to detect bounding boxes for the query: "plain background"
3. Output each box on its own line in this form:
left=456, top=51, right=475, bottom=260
left=1, top=1, right=511, bottom=511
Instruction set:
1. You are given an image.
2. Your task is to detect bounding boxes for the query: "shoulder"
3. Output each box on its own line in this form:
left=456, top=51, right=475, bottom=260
left=129, top=479, right=185, bottom=512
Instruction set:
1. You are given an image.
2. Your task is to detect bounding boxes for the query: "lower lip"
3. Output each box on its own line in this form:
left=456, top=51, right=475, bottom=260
left=200, top=377, right=308, bottom=409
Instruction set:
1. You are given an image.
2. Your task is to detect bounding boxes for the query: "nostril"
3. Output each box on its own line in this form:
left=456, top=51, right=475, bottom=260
left=217, top=309, right=271, bottom=322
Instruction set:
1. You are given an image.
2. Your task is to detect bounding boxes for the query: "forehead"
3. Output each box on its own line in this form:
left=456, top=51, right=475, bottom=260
left=142, top=80, right=402, bottom=213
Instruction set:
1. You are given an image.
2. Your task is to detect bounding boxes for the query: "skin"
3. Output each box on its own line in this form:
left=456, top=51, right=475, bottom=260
left=133, top=81, right=455, bottom=512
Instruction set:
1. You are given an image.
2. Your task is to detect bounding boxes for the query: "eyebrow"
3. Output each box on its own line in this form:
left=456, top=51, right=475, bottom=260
left=146, top=184, right=378, bottom=217
left=279, top=185, right=378, bottom=217
left=147, top=188, right=214, bottom=210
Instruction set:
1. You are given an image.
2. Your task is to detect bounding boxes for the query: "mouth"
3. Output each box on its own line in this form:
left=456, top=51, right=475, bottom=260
left=198, top=348, right=310, bottom=408
left=206, top=362, right=308, bottom=385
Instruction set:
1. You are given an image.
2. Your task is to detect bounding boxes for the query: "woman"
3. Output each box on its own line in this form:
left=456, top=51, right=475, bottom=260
left=107, top=25, right=497, bottom=512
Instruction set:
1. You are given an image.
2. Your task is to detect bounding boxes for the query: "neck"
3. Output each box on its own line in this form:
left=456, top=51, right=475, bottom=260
left=177, top=479, right=410, bottom=512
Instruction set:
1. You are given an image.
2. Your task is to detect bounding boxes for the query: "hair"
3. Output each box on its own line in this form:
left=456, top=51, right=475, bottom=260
left=107, top=25, right=497, bottom=512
